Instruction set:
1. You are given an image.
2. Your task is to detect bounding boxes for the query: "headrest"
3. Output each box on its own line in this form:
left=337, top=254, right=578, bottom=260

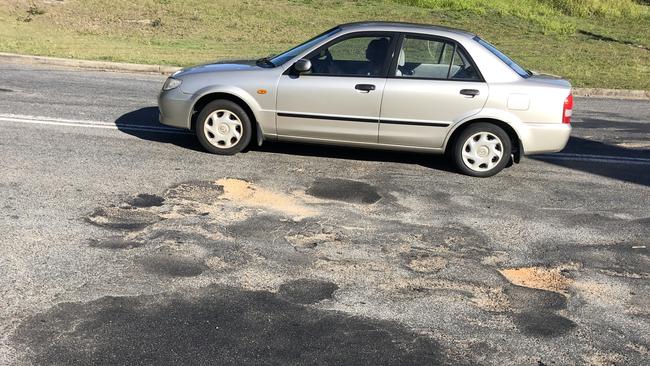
left=366, top=38, right=390, bottom=62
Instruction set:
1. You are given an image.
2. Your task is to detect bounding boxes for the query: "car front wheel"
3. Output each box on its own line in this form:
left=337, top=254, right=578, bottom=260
left=196, top=100, right=252, bottom=155
left=452, top=122, right=512, bottom=177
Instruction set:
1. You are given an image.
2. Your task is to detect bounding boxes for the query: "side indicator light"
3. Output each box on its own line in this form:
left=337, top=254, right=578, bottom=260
left=257, top=89, right=268, bottom=95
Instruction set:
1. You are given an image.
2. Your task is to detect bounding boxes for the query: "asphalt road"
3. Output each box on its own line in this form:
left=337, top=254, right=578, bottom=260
left=0, top=62, right=648, bottom=365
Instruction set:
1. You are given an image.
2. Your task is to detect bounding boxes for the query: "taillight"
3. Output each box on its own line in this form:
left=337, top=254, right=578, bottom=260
left=562, top=93, right=573, bottom=124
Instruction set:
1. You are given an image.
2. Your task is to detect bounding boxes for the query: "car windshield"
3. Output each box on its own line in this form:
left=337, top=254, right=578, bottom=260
left=474, top=36, right=531, bottom=78
left=260, top=28, right=341, bottom=67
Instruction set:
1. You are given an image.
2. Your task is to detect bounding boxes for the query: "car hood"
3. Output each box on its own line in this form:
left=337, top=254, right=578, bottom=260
left=175, top=60, right=259, bottom=76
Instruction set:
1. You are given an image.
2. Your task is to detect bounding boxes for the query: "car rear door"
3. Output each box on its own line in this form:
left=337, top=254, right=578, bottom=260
left=276, top=32, right=397, bottom=143
left=379, top=34, right=488, bottom=148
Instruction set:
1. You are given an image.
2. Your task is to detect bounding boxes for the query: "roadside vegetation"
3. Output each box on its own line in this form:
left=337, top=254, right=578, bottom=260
left=0, top=0, right=648, bottom=89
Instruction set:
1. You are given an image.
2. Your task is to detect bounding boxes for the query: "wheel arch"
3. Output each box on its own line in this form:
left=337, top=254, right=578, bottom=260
left=190, top=90, right=264, bottom=145
left=444, top=118, right=523, bottom=163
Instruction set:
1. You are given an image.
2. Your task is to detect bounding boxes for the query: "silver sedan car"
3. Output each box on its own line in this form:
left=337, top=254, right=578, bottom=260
left=158, top=21, right=572, bottom=177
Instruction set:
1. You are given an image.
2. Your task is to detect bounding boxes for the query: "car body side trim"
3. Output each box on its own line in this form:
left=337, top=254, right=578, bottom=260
left=380, top=119, right=449, bottom=127
left=277, top=112, right=378, bottom=123
left=277, top=112, right=449, bottom=127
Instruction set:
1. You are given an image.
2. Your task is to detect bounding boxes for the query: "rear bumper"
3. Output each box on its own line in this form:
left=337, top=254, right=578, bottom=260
left=521, top=123, right=571, bottom=155
left=158, top=88, right=193, bottom=130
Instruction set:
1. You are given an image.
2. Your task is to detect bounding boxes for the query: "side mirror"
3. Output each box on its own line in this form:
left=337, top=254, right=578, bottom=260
left=294, top=59, right=312, bottom=73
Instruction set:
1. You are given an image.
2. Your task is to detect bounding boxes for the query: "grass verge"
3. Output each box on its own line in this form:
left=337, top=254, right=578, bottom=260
left=0, top=0, right=648, bottom=89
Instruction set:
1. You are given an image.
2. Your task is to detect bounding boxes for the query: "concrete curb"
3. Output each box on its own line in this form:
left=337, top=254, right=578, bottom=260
left=573, top=87, right=649, bottom=100
left=0, top=52, right=181, bottom=75
left=1, top=52, right=648, bottom=100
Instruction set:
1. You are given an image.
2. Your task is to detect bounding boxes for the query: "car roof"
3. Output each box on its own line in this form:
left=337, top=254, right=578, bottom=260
left=338, top=21, right=476, bottom=38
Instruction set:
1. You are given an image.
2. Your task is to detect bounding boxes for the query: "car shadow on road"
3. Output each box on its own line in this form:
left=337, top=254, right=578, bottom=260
left=116, top=108, right=649, bottom=185
left=115, top=106, right=458, bottom=173
left=115, top=107, right=205, bottom=152
left=252, top=142, right=458, bottom=173
left=531, top=136, right=650, bottom=187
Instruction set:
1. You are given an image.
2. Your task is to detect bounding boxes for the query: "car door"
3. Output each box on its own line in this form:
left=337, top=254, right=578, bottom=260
left=378, top=34, right=488, bottom=148
left=276, top=32, right=396, bottom=143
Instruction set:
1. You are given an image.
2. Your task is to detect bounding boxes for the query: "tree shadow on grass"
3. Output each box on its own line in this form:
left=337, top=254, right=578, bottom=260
left=578, top=30, right=650, bottom=52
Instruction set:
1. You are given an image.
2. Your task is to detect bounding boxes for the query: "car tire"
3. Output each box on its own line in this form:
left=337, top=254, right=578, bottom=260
left=452, top=122, right=512, bottom=177
left=196, top=100, right=252, bottom=155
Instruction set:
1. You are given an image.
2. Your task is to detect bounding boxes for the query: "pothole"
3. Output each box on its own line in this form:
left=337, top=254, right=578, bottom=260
left=406, top=255, right=447, bottom=273
left=513, top=311, right=576, bottom=337
left=127, top=193, right=165, bottom=208
left=306, top=178, right=381, bottom=204
left=88, top=237, right=143, bottom=250
left=285, top=224, right=344, bottom=250
left=165, top=181, right=224, bottom=204
left=140, top=255, right=208, bottom=277
left=278, top=279, right=339, bottom=304
left=86, top=206, right=163, bottom=230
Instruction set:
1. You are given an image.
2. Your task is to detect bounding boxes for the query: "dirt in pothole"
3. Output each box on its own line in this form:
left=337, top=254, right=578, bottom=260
left=217, top=178, right=317, bottom=219
left=499, top=266, right=575, bottom=294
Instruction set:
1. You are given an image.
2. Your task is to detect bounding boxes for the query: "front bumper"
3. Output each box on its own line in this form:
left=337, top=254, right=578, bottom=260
left=521, top=123, right=571, bottom=155
left=158, top=87, right=194, bottom=130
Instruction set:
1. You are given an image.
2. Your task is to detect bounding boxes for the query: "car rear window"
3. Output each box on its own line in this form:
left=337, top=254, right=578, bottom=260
left=474, top=36, right=531, bottom=78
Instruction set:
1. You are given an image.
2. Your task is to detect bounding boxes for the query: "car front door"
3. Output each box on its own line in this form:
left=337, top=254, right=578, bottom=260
left=276, top=32, right=396, bottom=144
left=379, top=34, right=488, bottom=148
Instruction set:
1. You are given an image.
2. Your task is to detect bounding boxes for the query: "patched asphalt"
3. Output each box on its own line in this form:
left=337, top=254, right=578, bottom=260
left=0, top=63, right=649, bottom=365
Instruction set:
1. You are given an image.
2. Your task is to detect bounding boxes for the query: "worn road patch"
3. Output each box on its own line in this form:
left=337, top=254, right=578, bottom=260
left=12, top=285, right=448, bottom=365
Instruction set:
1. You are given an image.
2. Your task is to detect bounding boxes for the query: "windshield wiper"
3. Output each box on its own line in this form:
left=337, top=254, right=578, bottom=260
left=255, top=55, right=276, bottom=68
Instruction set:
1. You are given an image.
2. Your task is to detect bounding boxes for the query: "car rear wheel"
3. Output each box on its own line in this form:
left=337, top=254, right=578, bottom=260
left=196, top=100, right=252, bottom=155
left=452, top=123, right=512, bottom=177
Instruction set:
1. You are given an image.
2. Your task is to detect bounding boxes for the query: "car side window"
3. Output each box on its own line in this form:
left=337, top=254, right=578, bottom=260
left=448, top=47, right=481, bottom=80
left=395, top=36, right=481, bottom=81
left=307, top=35, right=392, bottom=77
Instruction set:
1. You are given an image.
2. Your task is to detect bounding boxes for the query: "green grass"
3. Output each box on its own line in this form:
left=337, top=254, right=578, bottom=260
left=1, top=0, right=649, bottom=89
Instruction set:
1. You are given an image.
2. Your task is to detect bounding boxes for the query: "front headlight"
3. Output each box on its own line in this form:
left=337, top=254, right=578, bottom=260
left=162, top=77, right=182, bottom=91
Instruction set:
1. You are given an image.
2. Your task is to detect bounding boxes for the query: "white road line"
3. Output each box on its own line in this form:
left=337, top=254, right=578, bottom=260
left=0, top=114, right=192, bottom=135
left=1, top=113, right=124, bottom=126
left=535, top=154, right=650, bottom=166
left=551, top=152, right=650, bottom=163
left=1, top=113, right=648, bottom=165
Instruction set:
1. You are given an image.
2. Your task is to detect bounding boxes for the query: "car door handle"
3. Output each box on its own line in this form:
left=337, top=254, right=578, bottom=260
left=355, top=84, right=376, bottom=92
left=460, top=89, right=480, bottom=97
